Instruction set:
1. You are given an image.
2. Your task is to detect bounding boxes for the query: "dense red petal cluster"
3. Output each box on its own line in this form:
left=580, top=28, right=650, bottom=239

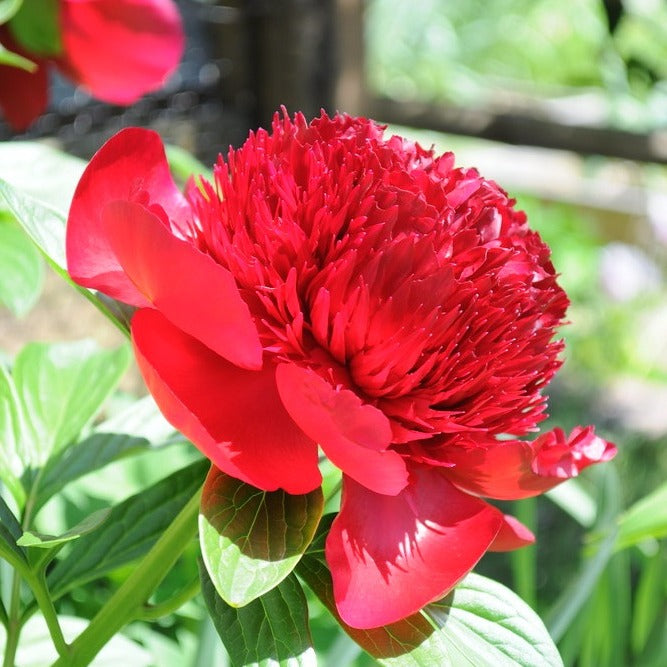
left=66, top=112, right=617, bottom=628
left=0, top=0, right=183, bottom=131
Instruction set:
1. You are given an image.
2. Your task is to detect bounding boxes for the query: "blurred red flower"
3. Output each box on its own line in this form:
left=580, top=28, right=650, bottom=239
left=66, top=112, right=617, bottom=629
left=0, top=0, right=183, bottom=131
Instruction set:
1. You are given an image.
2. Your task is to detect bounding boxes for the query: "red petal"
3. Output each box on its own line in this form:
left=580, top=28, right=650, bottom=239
left=275, top=363, right=408, bottom=495
left=0, top=30, right=48, bottom=131
left=326, top=468, right=503, bottom=628
left=66, top=127, right=190, bottom=306
left=443, top=427, right=617, bottom=500
left=488, top=514, right=535, bottom=552
left=103, top=200, right=262, bottom=370
left=131, top=308, right=321, bottom=494
left=59, top=0, right=183, bottom=104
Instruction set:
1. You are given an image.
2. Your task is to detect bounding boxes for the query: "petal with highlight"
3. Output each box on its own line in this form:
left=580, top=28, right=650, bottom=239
left=131, top=308, right=320, bottom=494
left=66, top=127, right=190, bottom=305
left=276, top=363, right=408, bottom=496
left=59, top=0, right=184, bottom=104
left=443, top=427, right=617, bottom=500
left=326, top=467, right=503, bottom=628
left=103, top=200, right=262, bottom=370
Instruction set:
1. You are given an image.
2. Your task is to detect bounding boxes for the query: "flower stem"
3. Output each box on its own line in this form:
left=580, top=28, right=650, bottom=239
left=51, top=488, right=202, bottom=667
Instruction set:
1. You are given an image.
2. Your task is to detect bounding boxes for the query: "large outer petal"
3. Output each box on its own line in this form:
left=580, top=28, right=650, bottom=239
left=103, top=200, right=262, bottom=370
left=131, top=308, right=321, bottom=494
left=66, top=127, right=190, bottom=306
left=59, top=0, right=183, bottom=104
left=443, top=427, right=617, bottom=500
left=275, top=363, right=408, bottom=496
left=326, top=467, right=503, bottom=628
left=0, top=30, right=48, bottom=131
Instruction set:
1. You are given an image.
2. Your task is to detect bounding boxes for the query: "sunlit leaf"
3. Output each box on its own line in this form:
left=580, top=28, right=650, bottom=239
left=0, top=177, right=128, bottom=333
left=47, top=459, right=208, bottom=597
left=0, top=362, right=27, bottom=505
left=0, top=212, right=43, bottom=316
left=201, top=562, right=316, bottom=667
left=13, top=340, right=130, bottom=467
left=17, top=507, right=111, bottom=548
left=0, top=0, right=24, bottom=24
left=199, top=466, right=323, bottom=607
left=616, top=481, right=667, bottom=550
left=0, top=39, right=34, bottom=71
left=545, top=478, right=597, bottom=528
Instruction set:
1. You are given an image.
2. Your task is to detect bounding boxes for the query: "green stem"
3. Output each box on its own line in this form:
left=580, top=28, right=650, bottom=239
left=510, top=496, right=537, bottom=609
left=24, top=570, right=68, bottom=657
left=52, top=488, right=202, bottom=667
left=3, top=573, right=23, bottom=667
left=137, top=577, right=200, bottom=621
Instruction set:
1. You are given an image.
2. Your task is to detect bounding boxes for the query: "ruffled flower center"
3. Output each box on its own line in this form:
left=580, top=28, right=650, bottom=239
left=188, top=112, right=569, bottom=445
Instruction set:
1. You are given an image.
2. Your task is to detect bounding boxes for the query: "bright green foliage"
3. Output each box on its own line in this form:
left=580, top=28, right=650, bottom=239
left=0, top=212, right=43, bottom=316
left=199, top=466, right=323, bottom=607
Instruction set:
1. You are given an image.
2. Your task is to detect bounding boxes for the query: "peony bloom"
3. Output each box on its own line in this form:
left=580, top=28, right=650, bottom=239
left=0, top=0, right=183, bottom=131
left=66, top=112, right=617, bottom=629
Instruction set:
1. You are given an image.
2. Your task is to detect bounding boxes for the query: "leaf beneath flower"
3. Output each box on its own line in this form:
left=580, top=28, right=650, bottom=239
left=199, top=465, right=323, bottom=607
left=200, top=562, right=316, bottom=667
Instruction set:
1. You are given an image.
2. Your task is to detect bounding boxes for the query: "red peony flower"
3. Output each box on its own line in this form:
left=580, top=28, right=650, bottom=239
left=0, top=0, right=183, bottom=131
left=66, top=112, right=617, bottom=629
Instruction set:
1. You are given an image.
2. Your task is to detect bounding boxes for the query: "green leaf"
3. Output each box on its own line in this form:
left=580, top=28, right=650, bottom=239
left=616, top=481, right=667, bottom=550
left=0, top=178, right=68, bottom=274
left=298, top=515, right=562, bottom=666
left=631, top=550, right=666, bottom=655
left=17, top=507, right=111, bottom=548
left=13, top=340, right=130, bottom=465
left=424, top=574, right=563, bottom=667
left=199, top=466, right=323, bottom=607
left=47, top=459, right=208, bottom=598
left=165, top=144, right=213, bottom=184
left=0, top=142, right=85, bottom=218
left=0, top=0, right=24, bottom=24
left=545, top=530, right=617, bottom=643
left=0, top=41, right=35, bottom=70
left=545, top=478, right=597, bottom=528
left=34, top=395, right=185, bottom=511
left=0, top=176, right=130, bottom=334
left=201, top=562, right=316, bottom=667
left=8, top=0, right=61, bottom=56
left=0, top=212, right=44, bottom=316
left=0, top=494, right=26, bottom=565
left=0, top=614, right=152, bottom=666
left=0, top=362, right=28, bottom=505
